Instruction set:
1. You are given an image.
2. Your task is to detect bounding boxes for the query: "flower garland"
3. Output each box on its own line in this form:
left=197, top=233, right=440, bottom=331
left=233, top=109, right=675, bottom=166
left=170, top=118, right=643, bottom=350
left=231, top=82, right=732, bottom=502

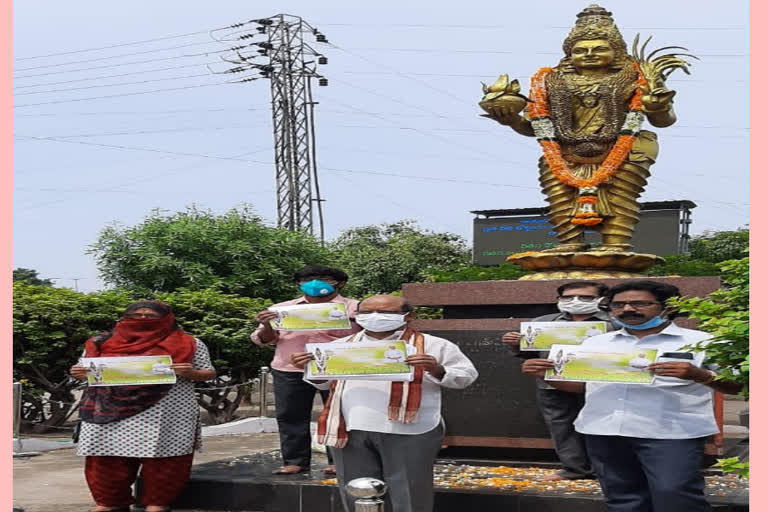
left=527, top=63, right=648, bottom=226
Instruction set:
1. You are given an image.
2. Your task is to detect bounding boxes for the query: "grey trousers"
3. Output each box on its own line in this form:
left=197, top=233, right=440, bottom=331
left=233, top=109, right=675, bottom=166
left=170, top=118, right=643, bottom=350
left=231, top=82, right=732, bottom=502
left=536, top=387, right=594, bottom=479
left=331, top=425, right=443, bottom=512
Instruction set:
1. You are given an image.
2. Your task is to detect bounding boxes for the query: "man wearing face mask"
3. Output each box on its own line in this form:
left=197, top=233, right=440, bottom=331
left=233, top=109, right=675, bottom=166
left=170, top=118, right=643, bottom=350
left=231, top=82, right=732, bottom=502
left=289, top=295, right=478, bottom=512
left=502, top=281, right=615, bottom=481
left=251, top=265, right=361, bottom=475
left=521, top=281, right=742, bottom=512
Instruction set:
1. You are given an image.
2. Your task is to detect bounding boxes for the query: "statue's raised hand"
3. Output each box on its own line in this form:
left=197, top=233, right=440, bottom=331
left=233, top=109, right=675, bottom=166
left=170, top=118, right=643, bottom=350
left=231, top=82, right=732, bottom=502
left=641, top=86, right=676, bottom=113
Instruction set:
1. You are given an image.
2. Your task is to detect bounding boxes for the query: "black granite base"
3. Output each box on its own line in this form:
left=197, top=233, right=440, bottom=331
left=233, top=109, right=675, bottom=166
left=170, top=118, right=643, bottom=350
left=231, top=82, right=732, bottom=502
left=167, top=451, right=748, bottom=512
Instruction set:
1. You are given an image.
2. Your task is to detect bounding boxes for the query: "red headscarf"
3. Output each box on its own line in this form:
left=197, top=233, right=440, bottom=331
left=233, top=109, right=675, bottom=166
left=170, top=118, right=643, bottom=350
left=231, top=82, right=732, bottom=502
left=84, top=313, right=195, bottom=362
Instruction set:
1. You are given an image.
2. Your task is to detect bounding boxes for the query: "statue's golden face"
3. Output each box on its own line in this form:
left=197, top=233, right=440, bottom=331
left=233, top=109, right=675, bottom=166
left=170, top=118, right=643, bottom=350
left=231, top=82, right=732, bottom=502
left=570, top=39, right=616, bottom=70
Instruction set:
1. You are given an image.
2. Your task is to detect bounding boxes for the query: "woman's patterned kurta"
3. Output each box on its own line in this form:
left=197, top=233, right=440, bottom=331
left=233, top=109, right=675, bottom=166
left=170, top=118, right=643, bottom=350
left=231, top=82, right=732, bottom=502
left=76, top=339, right=214, bottom=458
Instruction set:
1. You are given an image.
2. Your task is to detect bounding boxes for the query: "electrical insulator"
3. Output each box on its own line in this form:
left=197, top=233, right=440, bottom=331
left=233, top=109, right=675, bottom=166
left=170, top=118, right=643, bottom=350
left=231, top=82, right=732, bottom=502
left=316, top=34, right=328, bottom=43
left=319, top=77, right=329, bottom=86
left=257, top=26, right=267, bottom=34
left=318, top=56, right=328, bottom=64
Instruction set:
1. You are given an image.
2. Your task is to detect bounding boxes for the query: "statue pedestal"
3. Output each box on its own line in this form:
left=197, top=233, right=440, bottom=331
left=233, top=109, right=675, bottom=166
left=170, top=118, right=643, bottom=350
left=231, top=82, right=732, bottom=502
left=506, top=251, right=665, bottom=280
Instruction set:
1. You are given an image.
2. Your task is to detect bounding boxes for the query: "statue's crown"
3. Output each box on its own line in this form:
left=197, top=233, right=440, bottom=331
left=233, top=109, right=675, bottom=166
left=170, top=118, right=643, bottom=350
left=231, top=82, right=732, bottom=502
left=562, top=4, right=627, bottom=57
left=576, top=4, right=613, bottom=20
left=574, top=4, right=616, bottom=28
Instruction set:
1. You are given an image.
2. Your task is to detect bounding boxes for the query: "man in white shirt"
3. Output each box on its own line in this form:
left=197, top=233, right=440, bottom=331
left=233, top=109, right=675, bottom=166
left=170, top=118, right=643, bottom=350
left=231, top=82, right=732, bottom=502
left=521, top=281, right=742, bottom=512
left=290, top=295, right=478, bottom=512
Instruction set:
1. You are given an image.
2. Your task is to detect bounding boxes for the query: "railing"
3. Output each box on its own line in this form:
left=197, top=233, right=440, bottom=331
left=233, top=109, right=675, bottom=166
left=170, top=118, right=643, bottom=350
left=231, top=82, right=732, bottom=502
left=13, top=382, right=21, bottom=440
left=12, top=382, right=40, bottom=458
left=259, top=366, right=269, bottom=417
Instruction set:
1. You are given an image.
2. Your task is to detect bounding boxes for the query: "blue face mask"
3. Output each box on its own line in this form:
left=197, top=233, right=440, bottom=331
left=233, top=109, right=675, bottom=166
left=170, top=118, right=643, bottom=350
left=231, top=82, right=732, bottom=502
left=612, top=313, right=668, bottom=331
left=299, top=280, right=336, bottom=297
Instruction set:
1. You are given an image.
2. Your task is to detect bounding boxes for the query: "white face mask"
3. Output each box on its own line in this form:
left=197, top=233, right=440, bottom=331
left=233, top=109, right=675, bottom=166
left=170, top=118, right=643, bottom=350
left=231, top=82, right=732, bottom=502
left=355, top=312, right=407, bottom=333
left=557, top=297, right=602, bottom=315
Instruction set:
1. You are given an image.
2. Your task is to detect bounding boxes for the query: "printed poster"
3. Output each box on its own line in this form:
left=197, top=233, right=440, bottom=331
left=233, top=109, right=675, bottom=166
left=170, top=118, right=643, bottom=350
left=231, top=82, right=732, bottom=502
left=79, top=355, right=176, bottom=387
left=305, top=340, right=414, bottom=381
left=519, top=321, right=607, bottom=351
left=269, top=302, right=351, bottom=331
left=544, top=344, right=658, bottom=384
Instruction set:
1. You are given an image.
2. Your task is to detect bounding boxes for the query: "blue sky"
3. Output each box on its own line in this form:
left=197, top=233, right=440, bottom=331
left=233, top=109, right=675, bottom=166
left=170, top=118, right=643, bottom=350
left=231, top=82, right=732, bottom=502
left=13, top=0, right=749, bottom=291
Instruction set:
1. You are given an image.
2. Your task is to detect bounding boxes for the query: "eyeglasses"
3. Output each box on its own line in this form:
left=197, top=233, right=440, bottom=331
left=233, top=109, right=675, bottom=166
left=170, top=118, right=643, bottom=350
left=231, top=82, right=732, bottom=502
left=607, top=301, right=661, bottom=310
left=558, top=295, right=600, bottom=301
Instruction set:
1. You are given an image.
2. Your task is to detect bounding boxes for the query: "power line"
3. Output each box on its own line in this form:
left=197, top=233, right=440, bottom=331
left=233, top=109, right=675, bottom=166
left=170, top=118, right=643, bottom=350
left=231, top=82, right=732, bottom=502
left=15, top=30, right=213, bottom=61
left=13, top=134, right=274, bottom=163
left=13, top=82, right=227, bottom=108
left=13, top=62, right=221, bottom=90
left=13, top=72, right=213, bottom=96
left=323, top=94, right=531, bottom=164
left=42, top=122, right=270, bottom=139
left=329, top=42, right=469, bottom=107
left=322, top=166, right=537, bottom=189
left=15, top=148, right=273, bottom=213
left=14, top=40, right=220, bottom=72
left=14, top=106, right=270, bottom=117
left=14, top=48, right=239, bottom=80
left=325, top=121, right=749, bottom=139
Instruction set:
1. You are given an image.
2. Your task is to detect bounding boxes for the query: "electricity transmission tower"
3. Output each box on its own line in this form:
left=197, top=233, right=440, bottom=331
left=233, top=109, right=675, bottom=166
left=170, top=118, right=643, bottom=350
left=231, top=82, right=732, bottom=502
left=212, top=15, right=330, bottom=240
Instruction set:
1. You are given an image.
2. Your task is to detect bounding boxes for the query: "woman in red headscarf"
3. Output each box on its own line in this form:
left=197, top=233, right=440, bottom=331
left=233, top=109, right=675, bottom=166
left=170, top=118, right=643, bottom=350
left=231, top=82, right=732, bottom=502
left=70, top=301, right=216, bottom=512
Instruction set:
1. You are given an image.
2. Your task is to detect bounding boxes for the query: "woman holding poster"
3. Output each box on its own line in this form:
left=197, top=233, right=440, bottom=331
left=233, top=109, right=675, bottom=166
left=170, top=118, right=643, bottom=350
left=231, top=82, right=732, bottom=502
left=69, top=301, right=216, bottom=512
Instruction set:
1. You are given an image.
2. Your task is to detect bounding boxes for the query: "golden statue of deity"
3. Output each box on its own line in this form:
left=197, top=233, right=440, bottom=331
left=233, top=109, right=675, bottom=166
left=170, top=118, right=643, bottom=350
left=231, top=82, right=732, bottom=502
left=480, top=4, right=694, bottom=260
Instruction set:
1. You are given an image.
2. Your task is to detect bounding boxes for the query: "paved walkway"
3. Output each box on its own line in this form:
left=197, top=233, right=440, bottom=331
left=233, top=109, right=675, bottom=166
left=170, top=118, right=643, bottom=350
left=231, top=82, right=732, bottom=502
left=13, top=433, right=281, bottom=512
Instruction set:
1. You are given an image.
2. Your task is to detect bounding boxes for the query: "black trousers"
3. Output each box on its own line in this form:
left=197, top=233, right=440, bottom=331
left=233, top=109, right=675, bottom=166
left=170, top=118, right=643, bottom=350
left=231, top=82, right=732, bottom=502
left=272, top=368, right=333, bottom=467
left=535, top=387, right=593, bottom=478
left=584, top=435, right=710, bottom=512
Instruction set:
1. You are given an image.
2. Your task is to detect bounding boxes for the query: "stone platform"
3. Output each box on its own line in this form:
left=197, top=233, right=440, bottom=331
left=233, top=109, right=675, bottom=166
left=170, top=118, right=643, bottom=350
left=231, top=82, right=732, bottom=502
left=169, top=451, right=748, bottom=512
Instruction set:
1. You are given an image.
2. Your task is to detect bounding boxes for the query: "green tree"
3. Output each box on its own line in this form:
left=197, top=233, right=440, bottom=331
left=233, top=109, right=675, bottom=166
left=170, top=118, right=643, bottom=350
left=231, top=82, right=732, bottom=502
left=688, top=228, right=749, bottom=263
left=668, top=256, right=749, bottom=397
left=646, top=255, right=722, bottom=277
left=330, top=221, right=470, bottom=297
left=668, top=255, right=750, bottom=478
left=88, top=205, right=330, bottom=301
left=13, top=267, right=54, bottom=286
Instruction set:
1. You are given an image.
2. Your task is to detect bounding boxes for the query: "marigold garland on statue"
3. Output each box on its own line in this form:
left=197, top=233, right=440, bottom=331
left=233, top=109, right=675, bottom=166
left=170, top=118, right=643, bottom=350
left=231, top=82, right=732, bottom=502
left=527, top=63, right=649, bottom=225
